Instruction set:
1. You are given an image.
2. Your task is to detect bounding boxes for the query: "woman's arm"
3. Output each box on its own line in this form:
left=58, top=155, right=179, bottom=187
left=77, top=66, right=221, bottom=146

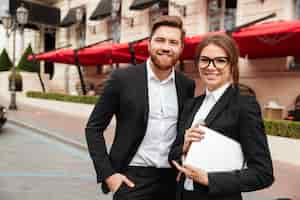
left=205, top=95, right=274, bottom=195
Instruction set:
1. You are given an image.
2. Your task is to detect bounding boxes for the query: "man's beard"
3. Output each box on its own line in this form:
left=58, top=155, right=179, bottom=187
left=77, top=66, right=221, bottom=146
left=150, top=52, right=179, bottom=71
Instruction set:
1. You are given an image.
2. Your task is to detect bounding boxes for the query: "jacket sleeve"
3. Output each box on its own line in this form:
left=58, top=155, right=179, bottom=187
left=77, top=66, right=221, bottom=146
left=201, top=96, right=274, bottom=196
left=85, top=70, right=120, bottom=183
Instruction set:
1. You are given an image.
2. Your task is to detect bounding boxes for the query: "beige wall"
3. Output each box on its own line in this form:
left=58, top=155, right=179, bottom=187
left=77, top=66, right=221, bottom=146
left=169, top=0, right=208, bottom=35
left=121, top=0, right=150, bottom=42
left=39, top=0, right=300, bottom=119
left=237, top=0, right=294, bottom=25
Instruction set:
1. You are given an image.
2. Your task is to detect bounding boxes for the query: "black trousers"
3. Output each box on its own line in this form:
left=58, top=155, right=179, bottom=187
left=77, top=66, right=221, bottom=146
left=182, top=188, right=242, bottom=200
left=113, top=166, right=177, bottom=200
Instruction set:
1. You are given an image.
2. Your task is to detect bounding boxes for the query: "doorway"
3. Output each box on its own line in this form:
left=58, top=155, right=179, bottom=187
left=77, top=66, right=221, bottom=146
left=44, top=32, right=55, bottom=79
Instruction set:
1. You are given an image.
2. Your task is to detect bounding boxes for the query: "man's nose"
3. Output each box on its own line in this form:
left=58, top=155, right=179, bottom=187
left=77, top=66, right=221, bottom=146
left=160, top=41, right=172, bottom=51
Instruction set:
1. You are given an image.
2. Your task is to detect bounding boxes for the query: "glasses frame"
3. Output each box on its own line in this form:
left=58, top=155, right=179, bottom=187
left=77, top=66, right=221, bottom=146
left=198, top=56, right=230, bottom=70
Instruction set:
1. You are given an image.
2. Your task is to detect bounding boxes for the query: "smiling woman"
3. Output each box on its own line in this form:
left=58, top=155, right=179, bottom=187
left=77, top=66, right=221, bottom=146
left=169, top=34, right=274, bottom=200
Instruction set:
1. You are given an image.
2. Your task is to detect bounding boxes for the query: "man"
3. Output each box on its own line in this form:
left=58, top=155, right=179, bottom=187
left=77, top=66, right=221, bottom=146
left=86, top=15, right=195, bottom=200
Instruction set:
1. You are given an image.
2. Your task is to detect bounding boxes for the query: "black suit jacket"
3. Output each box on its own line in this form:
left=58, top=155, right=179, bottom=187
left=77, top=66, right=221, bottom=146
left=85, top=62, right=195, bottom=193
left=169, top=85, right=274, bottom=200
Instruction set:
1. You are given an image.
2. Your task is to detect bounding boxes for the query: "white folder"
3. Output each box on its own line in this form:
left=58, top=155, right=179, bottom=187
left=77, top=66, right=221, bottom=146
left=184, top=125, right=244, bottom=172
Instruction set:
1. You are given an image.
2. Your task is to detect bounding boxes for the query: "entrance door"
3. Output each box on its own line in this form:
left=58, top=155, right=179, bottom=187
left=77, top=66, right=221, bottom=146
left=44, top=32, right=55, bottom=79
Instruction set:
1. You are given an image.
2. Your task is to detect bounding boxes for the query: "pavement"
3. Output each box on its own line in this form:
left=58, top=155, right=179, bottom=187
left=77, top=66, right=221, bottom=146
left=1, top=91, right=300, bottom=199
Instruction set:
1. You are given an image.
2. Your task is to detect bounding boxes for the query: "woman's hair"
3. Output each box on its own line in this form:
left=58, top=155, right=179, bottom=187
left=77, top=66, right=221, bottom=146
left=194, top=34, right=240, bottom=85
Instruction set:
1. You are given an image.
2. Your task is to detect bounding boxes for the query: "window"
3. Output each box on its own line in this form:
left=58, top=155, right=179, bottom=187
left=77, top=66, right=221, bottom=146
left=109, top=0, right=121, bottom=42
left=149, top=3, right=168, bottom=28
left=207, top=0, right=237, bottom=32
left=296, top=0, right=300, bottom=19
left=108, top=19, right=121, bottom=42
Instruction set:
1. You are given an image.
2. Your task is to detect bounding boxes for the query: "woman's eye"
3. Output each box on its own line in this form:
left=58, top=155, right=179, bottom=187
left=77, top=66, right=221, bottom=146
left=215, top=58, right=227, bottom=63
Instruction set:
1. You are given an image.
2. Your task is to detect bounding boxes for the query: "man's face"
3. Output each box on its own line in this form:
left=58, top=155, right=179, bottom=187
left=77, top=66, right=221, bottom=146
left=148, top=25, right=184, bottom=71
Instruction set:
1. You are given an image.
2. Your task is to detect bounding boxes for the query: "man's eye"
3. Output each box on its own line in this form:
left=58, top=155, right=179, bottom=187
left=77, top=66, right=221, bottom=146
left=155, top=38, right=164, bottom=42
left=170, top=40, right=179, bottom=45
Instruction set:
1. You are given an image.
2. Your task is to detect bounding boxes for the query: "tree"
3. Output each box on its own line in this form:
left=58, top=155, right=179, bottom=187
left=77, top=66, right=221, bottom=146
left=0, top=49, right=13, bottom=72
left=17, top=44, right=40, bottom=73
left=17, top=44, right=45, bottom=92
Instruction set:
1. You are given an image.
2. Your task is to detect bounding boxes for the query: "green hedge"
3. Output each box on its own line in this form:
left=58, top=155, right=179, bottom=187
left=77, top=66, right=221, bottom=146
left=26, top=91, right=99, bottom=105
left=25, top=91, right=300, bottom=139
left=264, top=119, right=300, bottom=139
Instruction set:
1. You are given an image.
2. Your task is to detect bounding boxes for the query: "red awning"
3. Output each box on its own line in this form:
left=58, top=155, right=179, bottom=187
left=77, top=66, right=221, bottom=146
left=28, top=20, right=300, bottom=65
left=28, top=41, right=148, bottom=65
left=232, top=20, right=300, bottom=58
left=28, top=48, right=75, bottom=64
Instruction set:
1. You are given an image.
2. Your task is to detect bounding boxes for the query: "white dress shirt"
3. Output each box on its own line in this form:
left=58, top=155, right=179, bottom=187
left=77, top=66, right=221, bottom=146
left=129, top=59, right=178, bottom=168
left=184, top=83, right=230, bottom=190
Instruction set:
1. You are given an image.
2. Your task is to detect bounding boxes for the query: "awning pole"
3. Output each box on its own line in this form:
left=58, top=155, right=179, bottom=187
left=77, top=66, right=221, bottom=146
left=226, top=13, right=276, bottom=35
left=76, top=38, right=113, bottom=51
left=32, top=54, right=46, bottom=93
left=32, top=44, right=72, bottom=56
left=127, top=37, right=149, bottom=65
left=74, top=49, right=87, bottom=95
left=128, top=42, right=137, bottom=65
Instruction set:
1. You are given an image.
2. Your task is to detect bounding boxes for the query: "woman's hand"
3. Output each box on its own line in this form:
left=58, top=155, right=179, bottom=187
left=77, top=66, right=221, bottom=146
left=172, top=160, right=209, bottom=186
left=182, top=124, right=205, bottom=154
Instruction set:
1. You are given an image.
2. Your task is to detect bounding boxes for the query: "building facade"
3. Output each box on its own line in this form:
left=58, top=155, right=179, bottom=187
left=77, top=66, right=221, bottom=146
left=2, top=0, right=300, bottom=119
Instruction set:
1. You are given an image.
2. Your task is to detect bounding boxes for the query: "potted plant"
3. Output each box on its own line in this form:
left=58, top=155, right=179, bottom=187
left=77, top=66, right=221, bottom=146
left=8, top=70, right=23, bottom=92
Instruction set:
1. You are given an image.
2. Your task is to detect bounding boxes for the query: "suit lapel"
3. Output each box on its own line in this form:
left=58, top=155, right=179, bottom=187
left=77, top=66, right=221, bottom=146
left=134, top=63, right=149, bottom=126
left=141, top=63, right=149, bottom=125
left=175, top=72, right=184, bottom=117
left=205, top=85, right=235, bottom=126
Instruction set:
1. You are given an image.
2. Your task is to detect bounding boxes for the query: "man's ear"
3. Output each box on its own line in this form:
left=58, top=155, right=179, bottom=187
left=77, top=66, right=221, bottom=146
left=147, top=39, right=151, bottom=52
left=180, top=42, right=184, bottom=54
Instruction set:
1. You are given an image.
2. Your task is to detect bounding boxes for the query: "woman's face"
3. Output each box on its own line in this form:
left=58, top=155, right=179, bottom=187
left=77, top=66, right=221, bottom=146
left=198, top=44, right=232, bottom=91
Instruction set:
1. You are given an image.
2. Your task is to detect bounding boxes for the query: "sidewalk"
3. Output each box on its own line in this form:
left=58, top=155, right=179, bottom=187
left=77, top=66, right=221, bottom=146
left=0, top=92, right=115, bottom=150
left=1, top=91, right=300, bottom=166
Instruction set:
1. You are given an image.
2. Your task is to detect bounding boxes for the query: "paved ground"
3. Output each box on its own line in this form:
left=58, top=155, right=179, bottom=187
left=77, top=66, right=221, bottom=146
left=1, top=91, right=300, bottom=199
left=0, top=123, right=112, bottom=200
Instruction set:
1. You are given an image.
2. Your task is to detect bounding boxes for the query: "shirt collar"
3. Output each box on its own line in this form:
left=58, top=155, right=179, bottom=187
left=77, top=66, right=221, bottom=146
left=146, top=58, right=175, bottom=83
left=205, top=83, right=230, bottom=102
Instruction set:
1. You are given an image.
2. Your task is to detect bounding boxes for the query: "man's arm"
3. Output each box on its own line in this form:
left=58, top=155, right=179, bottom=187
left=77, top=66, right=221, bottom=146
left=85, top=71, right=120, bottom=183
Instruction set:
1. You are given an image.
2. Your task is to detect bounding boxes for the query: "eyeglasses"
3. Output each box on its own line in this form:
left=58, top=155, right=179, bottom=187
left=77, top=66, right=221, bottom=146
left=198, top=56, right=229, bottom=70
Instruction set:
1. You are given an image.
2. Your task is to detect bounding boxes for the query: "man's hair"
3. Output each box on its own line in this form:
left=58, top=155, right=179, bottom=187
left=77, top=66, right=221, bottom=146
left=150, top=15, right=186, bottom=43
left=194, top=34, right=240, bottom=85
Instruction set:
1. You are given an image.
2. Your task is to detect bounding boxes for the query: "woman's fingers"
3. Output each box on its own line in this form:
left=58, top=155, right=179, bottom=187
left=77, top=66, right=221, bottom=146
left=183, top=127, right=205, bottom=154
left=172, top=160, right=194, bottom=179
left=185, top=128, right=205, bottom=142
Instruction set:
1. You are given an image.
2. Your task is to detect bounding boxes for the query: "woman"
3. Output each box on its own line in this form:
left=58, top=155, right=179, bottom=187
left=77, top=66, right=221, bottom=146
left=169, top=34, right=274, bottom=200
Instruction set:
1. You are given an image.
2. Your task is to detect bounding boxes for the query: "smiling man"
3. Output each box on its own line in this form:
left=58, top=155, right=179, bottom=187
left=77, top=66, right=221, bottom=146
left=85, top=15, right=195, bottom=200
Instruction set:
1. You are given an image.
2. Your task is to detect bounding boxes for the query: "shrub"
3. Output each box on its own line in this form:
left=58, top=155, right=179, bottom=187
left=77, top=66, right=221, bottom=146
left=0, top=49, right=13, bottom=71
left=264, top=119, right=300, bottom=139
left=26, top=91, right=99, bottom=105
left=17, top=44, right=40, bottom=73
left=8, top=71, right=23, bottom=91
